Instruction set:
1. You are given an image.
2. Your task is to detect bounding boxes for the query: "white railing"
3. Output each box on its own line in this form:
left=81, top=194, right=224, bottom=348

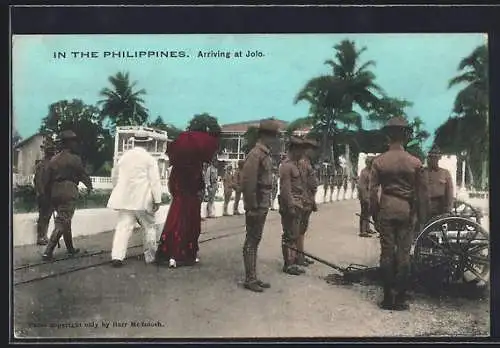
left=11, top=173, right=489, bottom=212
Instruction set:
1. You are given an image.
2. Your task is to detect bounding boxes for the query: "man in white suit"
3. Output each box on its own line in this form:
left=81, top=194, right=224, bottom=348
left=107, top=130, right=163, bottom=267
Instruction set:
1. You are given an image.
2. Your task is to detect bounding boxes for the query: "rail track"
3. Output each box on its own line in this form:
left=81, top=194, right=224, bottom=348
left=13, top=214, right=281, bottom=287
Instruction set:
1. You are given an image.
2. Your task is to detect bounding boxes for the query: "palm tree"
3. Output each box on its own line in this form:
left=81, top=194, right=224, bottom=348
left=367, top=97, right=414, bottom=127
left=98, top=71, right=149, bottom=128
left=294, top=39, right=384, bottom=165
left=446, top=44, right=489, bottom=189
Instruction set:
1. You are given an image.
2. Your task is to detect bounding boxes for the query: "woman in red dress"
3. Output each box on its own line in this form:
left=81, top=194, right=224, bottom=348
left=156, top=130, right=219, bottom=267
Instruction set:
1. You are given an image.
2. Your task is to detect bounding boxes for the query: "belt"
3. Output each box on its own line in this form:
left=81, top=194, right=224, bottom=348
left=54, top=178, right=74, bottom=183
left=382, top=191, right=413, bottom=202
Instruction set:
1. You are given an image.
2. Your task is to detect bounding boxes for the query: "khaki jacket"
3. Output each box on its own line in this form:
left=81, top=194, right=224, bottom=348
left=240, top=142, right=273, bottom=211
left=369, top=146, right=426, bottom=222
left=279, top=157, right=306, bottom=212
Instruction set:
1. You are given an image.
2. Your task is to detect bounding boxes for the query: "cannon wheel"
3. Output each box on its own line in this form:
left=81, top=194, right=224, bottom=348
left=410, top=215, right=489, bottom=287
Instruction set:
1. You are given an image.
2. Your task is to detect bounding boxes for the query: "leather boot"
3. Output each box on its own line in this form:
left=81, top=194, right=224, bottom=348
left=295, top=236, right=307, bottom=266
left=378, top=266, right=395, bottom=310
left=282, top=243, right=303, bottom=275
left=63, top=228, right=80, bottom=255
left=243, top=246, right=263, bottom=293
left=243, top=242, right=252, bottom=282
left=393, top=292, right=409, bottom=311
left=393, top=266, right=410, bottom=310
left=36, top=223, right=49, bottom=245
left=378, top=286, right=395, bottom=310
left=43, top=228, right=63, bottom=260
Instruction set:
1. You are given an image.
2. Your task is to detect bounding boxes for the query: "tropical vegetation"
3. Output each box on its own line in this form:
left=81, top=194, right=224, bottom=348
left=434, top=44, right=488, bottom=189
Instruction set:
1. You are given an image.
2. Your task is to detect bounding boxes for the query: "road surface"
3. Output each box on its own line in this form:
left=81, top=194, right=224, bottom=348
left=13, top=200, right=490, bottom=339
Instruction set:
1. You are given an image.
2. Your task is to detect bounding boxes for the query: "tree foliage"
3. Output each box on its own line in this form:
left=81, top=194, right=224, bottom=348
left=12, top=129, right=22, bottom=147
left=294, top=39, right=384, bottom=163
left=186, top=113, right=222, bottom=134
left=39, top=99, right=113, bottom=175
left=242, top=126, right=260, bottom=154
left=433, top=44, right=489, bottom=189
left=98, top=71, right=149, bottom=128
left=147, top=115, right=183, bottom=140
left=367, top=97, right=414, bottom=126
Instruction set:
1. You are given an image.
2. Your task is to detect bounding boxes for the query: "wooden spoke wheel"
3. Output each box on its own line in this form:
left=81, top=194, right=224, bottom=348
left=410, top=214, right=489, bottom=287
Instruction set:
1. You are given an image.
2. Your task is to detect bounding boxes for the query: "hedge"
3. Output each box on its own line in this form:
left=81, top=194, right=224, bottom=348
left=12, top=185, right=224, bottom=214
left=12, top=185, right=172, bottom=214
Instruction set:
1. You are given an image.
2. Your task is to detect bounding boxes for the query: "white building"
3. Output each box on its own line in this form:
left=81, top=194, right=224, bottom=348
left=218, top=119, right=311, bottom=168
left=113, top=126, right=172, bottom=179
left=13, top=133, right=45, bottom=176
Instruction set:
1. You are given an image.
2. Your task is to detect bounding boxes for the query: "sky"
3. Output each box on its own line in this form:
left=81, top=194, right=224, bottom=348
left=12, top=33, right=487, bottom=148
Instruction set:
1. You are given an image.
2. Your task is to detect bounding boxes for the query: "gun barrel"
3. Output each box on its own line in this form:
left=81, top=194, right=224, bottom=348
left=286, top=245, right=346, bottom=273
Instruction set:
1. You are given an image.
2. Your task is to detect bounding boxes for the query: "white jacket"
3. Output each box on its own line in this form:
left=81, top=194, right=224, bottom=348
left=107, top=147, right=162, bottom=211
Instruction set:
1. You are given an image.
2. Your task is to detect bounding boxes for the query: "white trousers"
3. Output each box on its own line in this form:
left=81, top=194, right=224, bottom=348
left=111, top=210, right=157, bottom=263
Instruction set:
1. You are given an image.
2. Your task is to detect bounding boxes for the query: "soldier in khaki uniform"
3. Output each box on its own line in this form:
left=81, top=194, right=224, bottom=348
left=295, top=138, right=319, bottom=267
left=279, top=136, right=306, bottom=276
left=369, top=117, right=426, bottom=311
left=33, top=138, right=57, bottom=245
left=320, top=163, right=331, bottom=202
left=423, top=146, right=454, bottom=220
left=222, top=165, right=234, bottom=216
left=42, top=130, right=93, bottom=260
left=358, top=156, right=375, bottom=238
left=232, top=160, right=245, bottom=215
left=240, top=119, right=280, bottom=292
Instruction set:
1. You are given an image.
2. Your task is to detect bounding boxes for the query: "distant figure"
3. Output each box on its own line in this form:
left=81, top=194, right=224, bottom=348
left=320, top=163, right=330, bottom=202
left=42, top=130, right=93, bottom=261
left=205, top=157, right=219, bottom=218
left=222, top=165, right=234, bottom=216
left=270, top=166, right=279, bottom=210
left=107, top=130, right=163, bottom=267
left=240, top=119, right=279, bottom=292
left=156, top=130, right=219, bottom=268
left=423, top=146, right=454, bottom=221
left=232, top=160, right=245, bottom=215
left=33, top=138, right=56, bottom=245
left=357, top=156, right=375, bottom=238
left=334, top=165, right=343, bottom=201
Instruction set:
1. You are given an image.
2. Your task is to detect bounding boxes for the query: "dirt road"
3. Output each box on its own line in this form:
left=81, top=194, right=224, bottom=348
left=13, top=200, right=490, bottom=338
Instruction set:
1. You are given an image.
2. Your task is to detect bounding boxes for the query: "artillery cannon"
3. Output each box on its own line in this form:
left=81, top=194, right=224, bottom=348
left=294, top=199, right=489, bottom=292
left=410, top=200, right=489, bottom=288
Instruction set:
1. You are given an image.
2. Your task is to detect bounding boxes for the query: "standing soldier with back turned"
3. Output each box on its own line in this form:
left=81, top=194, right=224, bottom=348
left=222, top=165, right=234, bottom=216
left=232, top=160, right=245, bottom=215
left=42, top=130, right=93, bottom=261
left=240, top=119, right=280, bottom=292
left=369, top=117, right=426, bottom=311
left=33, top=138, right=57, bottom=245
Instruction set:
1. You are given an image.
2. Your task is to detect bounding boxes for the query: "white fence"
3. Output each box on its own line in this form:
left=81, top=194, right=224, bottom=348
left=12, top=174, right=488, bottom=210
left=13, top=174, right=207, bottom=196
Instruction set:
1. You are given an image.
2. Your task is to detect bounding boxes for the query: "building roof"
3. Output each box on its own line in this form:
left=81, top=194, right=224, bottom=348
left=221, top=119, right=289, bottom=133
left=14, top=133, right=44, bottom=149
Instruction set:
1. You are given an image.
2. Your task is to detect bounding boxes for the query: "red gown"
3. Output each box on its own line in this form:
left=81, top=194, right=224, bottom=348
left=156, top=131, right=219, bottom=264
